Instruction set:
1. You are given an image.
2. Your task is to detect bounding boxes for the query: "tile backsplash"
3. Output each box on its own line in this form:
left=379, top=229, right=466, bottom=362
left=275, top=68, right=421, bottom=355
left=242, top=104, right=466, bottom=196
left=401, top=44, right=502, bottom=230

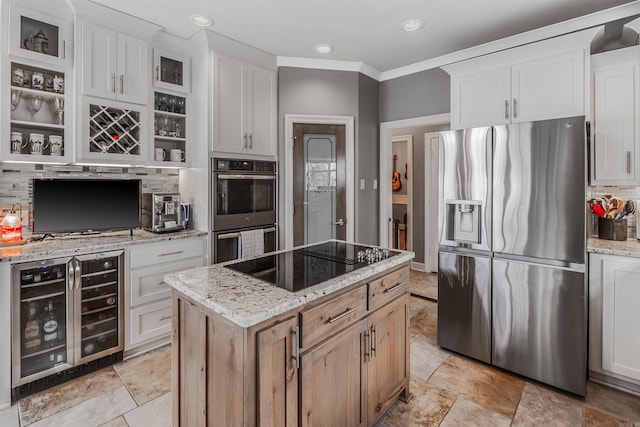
left=0, top=164, right=179, bottom=238
left=589, top=185, right=640, bottom=239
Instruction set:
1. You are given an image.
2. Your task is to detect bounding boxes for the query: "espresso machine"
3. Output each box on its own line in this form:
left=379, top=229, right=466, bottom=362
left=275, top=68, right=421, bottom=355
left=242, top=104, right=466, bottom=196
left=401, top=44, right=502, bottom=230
left=142, top=193, right=184, bottom=233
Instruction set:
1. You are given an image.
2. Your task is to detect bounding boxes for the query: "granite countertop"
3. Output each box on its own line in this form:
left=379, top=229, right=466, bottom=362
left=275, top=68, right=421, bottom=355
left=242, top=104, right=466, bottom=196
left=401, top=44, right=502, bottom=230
left=0, top=229, right=207, bottom=263
left=587, top=236, right=640, bottom=258
left=164, top=243, right=415, bottom=328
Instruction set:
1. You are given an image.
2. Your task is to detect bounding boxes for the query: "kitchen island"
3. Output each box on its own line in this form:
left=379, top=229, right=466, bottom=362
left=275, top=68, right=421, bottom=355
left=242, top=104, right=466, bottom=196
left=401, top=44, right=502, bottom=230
left=164, top=241, right=414, bottom=427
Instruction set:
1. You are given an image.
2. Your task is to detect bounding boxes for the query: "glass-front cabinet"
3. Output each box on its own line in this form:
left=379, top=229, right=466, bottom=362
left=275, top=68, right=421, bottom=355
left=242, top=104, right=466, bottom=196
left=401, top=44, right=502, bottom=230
left=8, top=5, right=72, bottom=67
left=6, top=62, right=70, bottom=163
left=153, top=48, right=190, bottom=93
left=79, top=97, right=147, bottom=164
left=153, top=91, right=187, bottom=165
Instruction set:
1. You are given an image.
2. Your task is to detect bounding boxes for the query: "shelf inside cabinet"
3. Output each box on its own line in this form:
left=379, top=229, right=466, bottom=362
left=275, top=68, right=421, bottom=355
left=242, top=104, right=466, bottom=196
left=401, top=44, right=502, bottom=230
left=154, top=135, right=186, bottom=142
left=154, top=110, right=185, bottom=118
left=11, top=120, right=64, bottom=130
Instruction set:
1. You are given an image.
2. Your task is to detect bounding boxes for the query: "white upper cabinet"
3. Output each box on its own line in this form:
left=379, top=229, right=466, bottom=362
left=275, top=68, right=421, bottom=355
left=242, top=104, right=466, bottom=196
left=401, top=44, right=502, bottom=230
left=81, top=22, right=148, bottom=105
left=8, top=4, right=73, bottom=67
left=153, top=48, right=190, bottom=93
left=213, top=53, right=276, bottom=157
left=444, top=29, right=598, bottom=130
left=591, top=47, right=640, bottom=185
left=448, top=50, right=585, bottom=130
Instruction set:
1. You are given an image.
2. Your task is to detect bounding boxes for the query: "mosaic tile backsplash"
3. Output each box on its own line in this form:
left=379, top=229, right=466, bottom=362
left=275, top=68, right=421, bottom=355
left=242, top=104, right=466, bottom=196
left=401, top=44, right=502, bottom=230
left=0, top=164, right=179, bottom=238
left=589, top=185, right=640, bottom=239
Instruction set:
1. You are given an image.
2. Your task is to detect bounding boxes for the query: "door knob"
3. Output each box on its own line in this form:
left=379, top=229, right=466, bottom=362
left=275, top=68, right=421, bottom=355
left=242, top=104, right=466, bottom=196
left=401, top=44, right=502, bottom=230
left=334, top=219, right=344, bottom=226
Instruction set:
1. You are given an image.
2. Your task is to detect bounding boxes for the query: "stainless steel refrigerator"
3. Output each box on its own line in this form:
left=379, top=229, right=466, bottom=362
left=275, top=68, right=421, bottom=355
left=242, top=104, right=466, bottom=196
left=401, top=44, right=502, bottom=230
left=438, top=116, right=587, bottom=396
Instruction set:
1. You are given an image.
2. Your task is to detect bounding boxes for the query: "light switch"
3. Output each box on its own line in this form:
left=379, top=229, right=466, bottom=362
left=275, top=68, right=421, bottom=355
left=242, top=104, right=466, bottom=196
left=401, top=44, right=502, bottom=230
left=373, top=179, right=378, bottom=190
left=360, top=179, right=365, bottom=190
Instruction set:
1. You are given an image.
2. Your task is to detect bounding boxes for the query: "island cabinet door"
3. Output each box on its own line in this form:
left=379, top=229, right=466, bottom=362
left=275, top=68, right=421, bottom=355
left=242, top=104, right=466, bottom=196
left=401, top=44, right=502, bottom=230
left=257, top=316, right=299, bottom=427
left=366, top=295, right=409, bottom=424
left=300, top=320, right=367, bottom=427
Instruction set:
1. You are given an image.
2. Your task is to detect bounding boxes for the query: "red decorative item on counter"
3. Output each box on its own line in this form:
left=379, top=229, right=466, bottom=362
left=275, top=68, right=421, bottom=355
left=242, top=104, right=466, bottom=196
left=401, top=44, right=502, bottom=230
left=592, top=204, right=605, bottom=217
left=1, top=203, right=24, bottom=244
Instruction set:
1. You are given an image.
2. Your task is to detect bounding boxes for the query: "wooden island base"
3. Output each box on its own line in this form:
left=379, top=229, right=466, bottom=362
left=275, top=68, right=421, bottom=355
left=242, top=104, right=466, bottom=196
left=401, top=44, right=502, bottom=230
left=171, top=263, right=411, bottom=427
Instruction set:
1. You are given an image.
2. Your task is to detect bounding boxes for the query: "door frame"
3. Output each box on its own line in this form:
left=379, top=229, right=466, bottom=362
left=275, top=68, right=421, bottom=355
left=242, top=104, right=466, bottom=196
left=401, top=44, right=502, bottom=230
left=379, top=114, right=450, bottom=252
left=284, top=114, right=355, bottom=249
left=424, top=131, right=440, bottom=272
left=391, top=135, right=413, bottom=252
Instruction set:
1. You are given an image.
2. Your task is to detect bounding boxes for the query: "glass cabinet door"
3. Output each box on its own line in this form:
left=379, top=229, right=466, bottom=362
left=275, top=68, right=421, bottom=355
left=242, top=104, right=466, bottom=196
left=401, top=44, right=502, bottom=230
left=153, top=48, right=190, bottom=93
left=8, top=5, right=72, bottom=66
left=12, top=258, right=73, bottom=386
left=75, top=252, right=123, bottom=362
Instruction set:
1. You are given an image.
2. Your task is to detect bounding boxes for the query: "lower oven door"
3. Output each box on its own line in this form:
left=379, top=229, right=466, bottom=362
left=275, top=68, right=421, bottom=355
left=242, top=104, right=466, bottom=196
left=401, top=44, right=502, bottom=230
left=213, top=226, right=277, bottom=264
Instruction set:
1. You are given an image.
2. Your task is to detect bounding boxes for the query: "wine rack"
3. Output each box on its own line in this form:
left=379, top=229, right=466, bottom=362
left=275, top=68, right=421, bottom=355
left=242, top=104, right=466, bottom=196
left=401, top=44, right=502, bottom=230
left=88, top=103, right=141, bottom=155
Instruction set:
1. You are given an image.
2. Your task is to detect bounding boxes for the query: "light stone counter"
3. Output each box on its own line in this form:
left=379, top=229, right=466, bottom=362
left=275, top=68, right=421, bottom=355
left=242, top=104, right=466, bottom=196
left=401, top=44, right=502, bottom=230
left=0, top=229, right=207, bottom=263
left=588, top=236, right=640, bottom=258
left=164, top=244, right=415, bottom=328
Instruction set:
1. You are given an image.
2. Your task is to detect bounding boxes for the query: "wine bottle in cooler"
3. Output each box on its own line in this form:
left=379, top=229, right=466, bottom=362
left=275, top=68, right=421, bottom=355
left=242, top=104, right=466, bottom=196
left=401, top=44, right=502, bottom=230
left=23, top=302, right=41, bottom=350
left=42, top=300, right=59, bottom=346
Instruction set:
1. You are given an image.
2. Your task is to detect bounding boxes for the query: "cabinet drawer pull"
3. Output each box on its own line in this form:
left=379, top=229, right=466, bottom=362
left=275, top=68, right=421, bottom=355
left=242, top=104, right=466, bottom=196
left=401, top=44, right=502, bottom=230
left=513, top=98, right=518, bottom=118
left=371, top=326, right=377, bottom=357
left=364, top=331, right=371, bottom=362
left=248, top=134, right=253, bottom=149
left=292, top=325, right=300, bottom=369
left=63, top=40, right=66, bottom=60
left=159, top=315, right=171, bottom=322
left=627, top=151, right=632, bottom=174
left=120, top=74, right=124, bottom=94
left=157, top=250, right=184, bottom=257
left=112, top=73, right=116, bottom=93
left=505, top=99, right=509, bottom=119
left=383, top=282, right=405, bottom=293
left=155, top=65, right=159, bottom=81
left=327, top=307, right=357, bottom=323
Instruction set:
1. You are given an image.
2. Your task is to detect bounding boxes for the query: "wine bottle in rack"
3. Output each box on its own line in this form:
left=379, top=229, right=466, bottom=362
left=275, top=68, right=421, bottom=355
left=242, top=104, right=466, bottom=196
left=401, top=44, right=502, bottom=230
left=24, top=302, right=42, bottom=350
left=42, top=300, right=59, bottom=345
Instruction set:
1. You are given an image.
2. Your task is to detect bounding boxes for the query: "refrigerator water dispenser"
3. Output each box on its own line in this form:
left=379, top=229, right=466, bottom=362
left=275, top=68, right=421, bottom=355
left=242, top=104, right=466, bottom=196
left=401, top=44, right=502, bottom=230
left=447, top=200, right=482, bottom=244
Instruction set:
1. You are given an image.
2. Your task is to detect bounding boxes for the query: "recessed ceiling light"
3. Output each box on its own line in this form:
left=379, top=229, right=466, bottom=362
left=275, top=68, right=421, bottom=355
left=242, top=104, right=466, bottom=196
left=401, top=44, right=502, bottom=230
left=189, top=14, right=213, bottom=27
left=401, top=19, right=424, bottom=32
left=314, top=43, right=334, bottom=54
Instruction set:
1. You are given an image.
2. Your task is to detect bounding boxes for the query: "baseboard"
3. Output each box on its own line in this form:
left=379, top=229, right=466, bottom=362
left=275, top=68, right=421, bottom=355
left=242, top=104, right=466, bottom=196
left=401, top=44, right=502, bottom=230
left=589, top=370, right=640, bottom=397
left=411, top=262, right=426, bottom=272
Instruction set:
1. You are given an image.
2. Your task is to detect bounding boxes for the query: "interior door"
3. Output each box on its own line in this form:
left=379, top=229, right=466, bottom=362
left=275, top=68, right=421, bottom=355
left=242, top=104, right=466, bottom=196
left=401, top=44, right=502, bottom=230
left=293, top=123, right=346, bottom=246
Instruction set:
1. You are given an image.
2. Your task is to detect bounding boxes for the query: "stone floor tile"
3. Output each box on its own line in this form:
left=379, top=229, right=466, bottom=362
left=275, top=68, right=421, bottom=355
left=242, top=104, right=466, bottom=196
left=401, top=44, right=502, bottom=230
left=410, top=336, right=449, bottom=381
left=410, top=270, right=438, bottom=301
left=27, top=386, right=136, bottom=427
left=410, top=307, right=438, bottom=344
left=114, top=345, right=171, bottom=406
left=378, top=378, right=456, bottom=427
left=427, top=354, right=525, bottom=419
left=99, top=415, right=130, bottom=427
left=511, top=382, right=583, bottom=427
left=584, top=407, right=634, bottom=427
left=409, top=296, right=434, bottom=317
left=123, top=392, right=171, bottom=427
left=19, top=367, right=123, bottom=426
left=439, top=397, right=511, bottom=427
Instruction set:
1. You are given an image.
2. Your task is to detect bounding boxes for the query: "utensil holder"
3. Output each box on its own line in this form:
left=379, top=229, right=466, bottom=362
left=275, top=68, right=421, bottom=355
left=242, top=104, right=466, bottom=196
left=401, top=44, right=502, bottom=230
left=598, top=217, right=627, bottom=241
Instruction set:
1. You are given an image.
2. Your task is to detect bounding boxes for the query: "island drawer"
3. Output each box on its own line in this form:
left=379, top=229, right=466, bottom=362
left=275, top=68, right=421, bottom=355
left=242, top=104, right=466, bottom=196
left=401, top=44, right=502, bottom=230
left=367, top=266, right=409, bottom=311
left=300, top=284, right=367, bottom=349
left=130, top=237, right=206, bottom=268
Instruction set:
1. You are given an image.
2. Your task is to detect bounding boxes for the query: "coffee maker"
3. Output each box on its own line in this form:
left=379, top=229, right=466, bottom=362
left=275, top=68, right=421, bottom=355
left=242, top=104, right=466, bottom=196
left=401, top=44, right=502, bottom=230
left=142, top=193, right=184, bottom=233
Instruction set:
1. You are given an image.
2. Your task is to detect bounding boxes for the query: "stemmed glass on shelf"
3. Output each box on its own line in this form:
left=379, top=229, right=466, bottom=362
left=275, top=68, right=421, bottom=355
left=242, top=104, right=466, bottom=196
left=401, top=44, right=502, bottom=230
left=28, top=95, right=44, bottom=122
left=49, top=97, right=64, bottom=125
left=10, top=90, right=22, bottom=120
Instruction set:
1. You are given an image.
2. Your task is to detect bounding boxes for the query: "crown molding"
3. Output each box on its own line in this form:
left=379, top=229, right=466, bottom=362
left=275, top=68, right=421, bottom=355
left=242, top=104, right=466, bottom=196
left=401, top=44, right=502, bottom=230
left=277, top=1, right=640, bottom=82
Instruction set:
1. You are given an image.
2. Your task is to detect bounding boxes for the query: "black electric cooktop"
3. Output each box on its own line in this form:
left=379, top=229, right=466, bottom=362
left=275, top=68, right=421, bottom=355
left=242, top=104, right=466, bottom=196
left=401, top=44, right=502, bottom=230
left=225, top=241, right=398, bottom=292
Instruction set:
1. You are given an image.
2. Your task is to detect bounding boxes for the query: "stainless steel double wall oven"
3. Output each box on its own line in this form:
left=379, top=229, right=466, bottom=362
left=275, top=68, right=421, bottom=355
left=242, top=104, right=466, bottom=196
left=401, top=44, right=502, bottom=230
left=211, top=158, right=277, bottom=263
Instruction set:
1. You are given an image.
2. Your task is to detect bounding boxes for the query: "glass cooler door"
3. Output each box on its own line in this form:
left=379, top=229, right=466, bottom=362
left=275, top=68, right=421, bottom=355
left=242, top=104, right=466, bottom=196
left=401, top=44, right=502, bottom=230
left=75, top=251, right=123, bottom=362
left=12, top=257, right=73, bottom=386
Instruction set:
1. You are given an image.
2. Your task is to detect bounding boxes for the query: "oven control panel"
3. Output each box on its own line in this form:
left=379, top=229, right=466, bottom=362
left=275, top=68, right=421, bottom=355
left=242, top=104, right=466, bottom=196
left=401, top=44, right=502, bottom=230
left=214, top=158, right=276, bottom=172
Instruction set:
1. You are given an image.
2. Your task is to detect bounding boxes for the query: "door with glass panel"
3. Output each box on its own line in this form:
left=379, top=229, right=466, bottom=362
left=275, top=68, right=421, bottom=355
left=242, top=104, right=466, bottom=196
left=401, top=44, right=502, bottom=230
left=293, top=123, right=346, bottom=246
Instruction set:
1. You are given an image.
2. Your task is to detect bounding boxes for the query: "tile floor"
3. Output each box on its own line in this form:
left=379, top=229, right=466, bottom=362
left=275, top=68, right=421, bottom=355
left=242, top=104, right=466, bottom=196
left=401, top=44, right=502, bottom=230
left=410, top=270, right=438, bottom=301
left=1, top=271, right=639, bottom=426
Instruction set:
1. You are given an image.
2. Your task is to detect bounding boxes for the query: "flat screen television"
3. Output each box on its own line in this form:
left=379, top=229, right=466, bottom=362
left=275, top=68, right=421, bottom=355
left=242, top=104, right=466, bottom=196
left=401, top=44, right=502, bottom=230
left=32, top=179, right=141, bottom=234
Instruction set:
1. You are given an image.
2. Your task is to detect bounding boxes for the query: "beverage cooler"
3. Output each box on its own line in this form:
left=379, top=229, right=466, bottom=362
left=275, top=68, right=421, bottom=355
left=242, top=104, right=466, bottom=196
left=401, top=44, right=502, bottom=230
left=11, top=251, right=124, bottom=395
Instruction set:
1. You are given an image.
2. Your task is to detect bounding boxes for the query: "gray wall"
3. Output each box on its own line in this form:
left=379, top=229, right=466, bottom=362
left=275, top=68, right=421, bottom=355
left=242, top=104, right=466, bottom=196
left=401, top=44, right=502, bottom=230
left=278, top=67, right=380, bottom=244
left=379, top=68, right=451, bottom=122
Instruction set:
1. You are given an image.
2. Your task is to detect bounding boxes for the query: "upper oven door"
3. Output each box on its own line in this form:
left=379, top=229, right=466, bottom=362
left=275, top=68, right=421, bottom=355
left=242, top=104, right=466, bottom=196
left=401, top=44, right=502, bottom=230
left=214, top=172, right=276, bottom=230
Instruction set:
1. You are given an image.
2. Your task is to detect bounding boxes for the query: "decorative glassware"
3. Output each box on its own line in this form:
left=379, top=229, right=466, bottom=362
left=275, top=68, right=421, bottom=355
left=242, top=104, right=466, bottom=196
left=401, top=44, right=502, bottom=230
left=157, top=93, right=168, bottom=112
left=176, top=97, right=186, bottom=114
left=10, top=89, right=22, bottom=120
left=167, top=96, right=177, bottom=113
left=28, top=95, right=44, bottom=122
left=49, top=97, right=64, bottom=125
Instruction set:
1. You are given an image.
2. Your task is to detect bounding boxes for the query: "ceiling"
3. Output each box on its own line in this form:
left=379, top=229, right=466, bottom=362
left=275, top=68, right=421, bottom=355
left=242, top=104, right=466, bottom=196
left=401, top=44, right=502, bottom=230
left=89, top=0, right=639, bottom=72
